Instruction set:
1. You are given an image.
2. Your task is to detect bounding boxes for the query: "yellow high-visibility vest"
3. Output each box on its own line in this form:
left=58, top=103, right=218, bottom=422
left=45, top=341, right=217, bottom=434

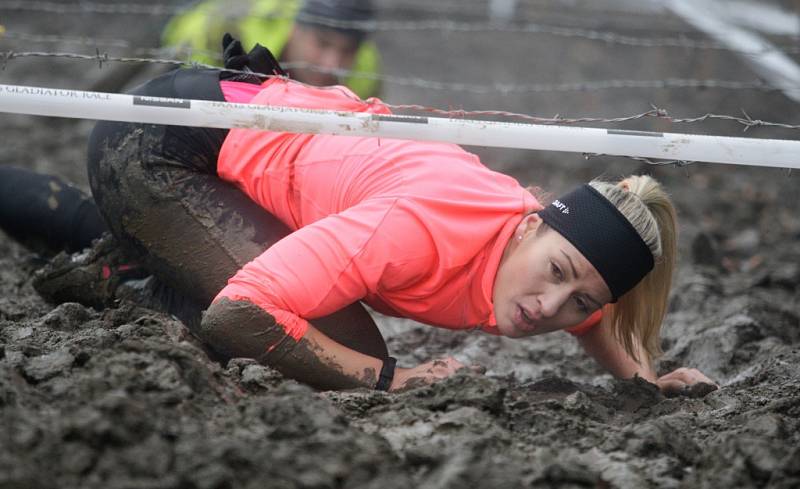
left=162, top=0, right=381, bottom=98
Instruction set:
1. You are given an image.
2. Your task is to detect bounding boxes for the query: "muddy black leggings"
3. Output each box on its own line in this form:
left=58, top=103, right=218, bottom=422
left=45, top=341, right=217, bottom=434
left=87, top=68, right=388, bottom=362
left=0, top=166, right=106, bottom=252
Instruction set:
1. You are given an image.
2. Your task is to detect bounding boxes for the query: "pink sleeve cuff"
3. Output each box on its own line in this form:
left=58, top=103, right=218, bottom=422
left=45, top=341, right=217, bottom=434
left=214, top=293, right=310, bottom=342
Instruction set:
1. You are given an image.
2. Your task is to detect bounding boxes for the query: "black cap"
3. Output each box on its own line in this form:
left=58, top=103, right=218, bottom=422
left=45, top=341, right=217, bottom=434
left=296, top=0, right=374, bottom=41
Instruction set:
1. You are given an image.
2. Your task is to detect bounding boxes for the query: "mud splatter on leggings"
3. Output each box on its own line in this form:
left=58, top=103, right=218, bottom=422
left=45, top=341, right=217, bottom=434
left=86, top=68, right=387, bottom=360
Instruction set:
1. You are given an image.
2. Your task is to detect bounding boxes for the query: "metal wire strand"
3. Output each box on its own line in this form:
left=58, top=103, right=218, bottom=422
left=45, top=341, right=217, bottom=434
left=3, top=49, right=799, bottom=132
left=0, top=1, right=798, bottom=55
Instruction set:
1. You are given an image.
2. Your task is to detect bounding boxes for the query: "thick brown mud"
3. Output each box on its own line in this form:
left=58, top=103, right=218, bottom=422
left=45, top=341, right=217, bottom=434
left=1, top=1, right=799, bottom=487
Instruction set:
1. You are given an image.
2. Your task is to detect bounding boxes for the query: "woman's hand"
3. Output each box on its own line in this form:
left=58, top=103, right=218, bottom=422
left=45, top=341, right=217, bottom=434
left=389, top=357, right=483, bottom=392
left=656, top=367, right=719, bottom=398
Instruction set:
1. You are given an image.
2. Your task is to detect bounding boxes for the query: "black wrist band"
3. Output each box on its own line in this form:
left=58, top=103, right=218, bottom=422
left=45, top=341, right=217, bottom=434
left=375, top=356, right=397, bottom=391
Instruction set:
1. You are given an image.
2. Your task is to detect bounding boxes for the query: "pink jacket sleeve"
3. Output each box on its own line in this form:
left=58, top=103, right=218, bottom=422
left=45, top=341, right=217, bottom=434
left=215, top=197, right=436, bottom=341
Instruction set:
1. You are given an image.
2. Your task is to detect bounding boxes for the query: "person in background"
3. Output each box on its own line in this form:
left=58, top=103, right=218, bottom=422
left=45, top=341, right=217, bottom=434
left=162, top=0, right=382, bottom=98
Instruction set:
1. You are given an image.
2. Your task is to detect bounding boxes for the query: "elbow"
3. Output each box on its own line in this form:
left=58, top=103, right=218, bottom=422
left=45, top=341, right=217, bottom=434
left=200, top=297, right=289, bottom=363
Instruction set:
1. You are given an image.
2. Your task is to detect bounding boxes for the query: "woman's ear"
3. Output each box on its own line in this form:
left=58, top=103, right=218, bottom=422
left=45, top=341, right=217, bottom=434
left=516, top=212, right=542, bottom=238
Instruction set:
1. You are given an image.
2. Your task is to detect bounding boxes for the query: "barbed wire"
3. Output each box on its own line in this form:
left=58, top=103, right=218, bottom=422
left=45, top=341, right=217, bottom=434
left=2, top=49, right=799, bottom=132
left=0, top=0, right=186, bottom=15
left=1, top=2, right=799, bottom=57
left=281, top=60, right=784, bottom=95
left=0, top=0, right=765, bottom=21
left=390, top=104, right=800, bottom=131
left=0, top=32, right=209, bottom=58
left=272, top=16, right=800, bottom=56
left=1, top=31, right=134, bottom=49
left=1, top=50, right=785, bottom=97
left=0, top=0, right=666, bottom=17
left=0, top=50, right=187, bottom=69
left=583, top=153, right=695, bottom=169
left=4, top=27, right=800, bottom=59
left=0, top=0, right=484, bottom=15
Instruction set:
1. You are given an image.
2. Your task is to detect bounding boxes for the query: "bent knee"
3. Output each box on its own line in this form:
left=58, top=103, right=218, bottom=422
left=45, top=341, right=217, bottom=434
left=200, top=297, right=288, bottom=361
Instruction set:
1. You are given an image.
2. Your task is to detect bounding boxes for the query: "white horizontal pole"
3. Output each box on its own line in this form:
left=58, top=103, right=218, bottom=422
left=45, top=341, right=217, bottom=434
left=1, top=84, right=798, bottom=169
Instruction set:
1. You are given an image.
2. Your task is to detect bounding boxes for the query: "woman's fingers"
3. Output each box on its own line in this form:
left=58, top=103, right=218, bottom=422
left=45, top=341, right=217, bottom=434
left=657, top=378, right=688, bottom=397
left=440, top=358, right=486, bottom=376
left=685, top=382, right=718, bottom=398
left=662, top=367, right=718, bottom=386
left=467, top=364, right=487, bottom=375
left=390, top=358, right=485, bottom=392
left=429, top=357, right=465, bottom=377
left=657, top=367, right=719, bottom=398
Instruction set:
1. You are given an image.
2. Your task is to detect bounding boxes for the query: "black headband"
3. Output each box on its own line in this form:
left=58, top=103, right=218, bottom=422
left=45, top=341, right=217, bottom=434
left=537, top=184, right=654, bottom=302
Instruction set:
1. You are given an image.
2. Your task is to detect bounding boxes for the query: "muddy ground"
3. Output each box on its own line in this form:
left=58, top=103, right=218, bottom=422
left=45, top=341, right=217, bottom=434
left=1, top=1, right=799, bottom=488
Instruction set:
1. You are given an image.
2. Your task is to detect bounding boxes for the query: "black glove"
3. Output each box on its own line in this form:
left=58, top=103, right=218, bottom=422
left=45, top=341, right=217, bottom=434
left=221, top=32, right=246, bottom=66
left=221, top=32, right=286, bottom=82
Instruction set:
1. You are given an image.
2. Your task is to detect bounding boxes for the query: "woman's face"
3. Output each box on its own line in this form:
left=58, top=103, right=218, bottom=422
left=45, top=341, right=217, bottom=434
left=493, top=214, right=612, bottom=338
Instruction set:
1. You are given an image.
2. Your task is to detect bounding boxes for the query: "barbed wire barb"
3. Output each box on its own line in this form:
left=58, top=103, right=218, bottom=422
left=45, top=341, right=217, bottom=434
left=584, top=153, right=696, bottom=169
left=739, top=108, right=755, bottom=132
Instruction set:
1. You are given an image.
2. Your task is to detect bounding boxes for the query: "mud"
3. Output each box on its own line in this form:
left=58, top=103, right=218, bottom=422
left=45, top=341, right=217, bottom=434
left=1, top=1, right=799, bottom=488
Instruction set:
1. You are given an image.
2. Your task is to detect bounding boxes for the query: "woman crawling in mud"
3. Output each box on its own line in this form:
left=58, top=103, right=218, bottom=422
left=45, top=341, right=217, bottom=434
left=1, top=36, right=716, bottom=394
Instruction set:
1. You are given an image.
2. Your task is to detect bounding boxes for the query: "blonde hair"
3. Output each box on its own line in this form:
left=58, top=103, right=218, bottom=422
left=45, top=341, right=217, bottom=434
left=588, top=175, right=678, bottom=362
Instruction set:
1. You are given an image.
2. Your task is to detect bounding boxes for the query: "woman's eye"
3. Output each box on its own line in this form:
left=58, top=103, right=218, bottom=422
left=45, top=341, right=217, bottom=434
left=550, top=261, right=563, bottom=280
left=575, top=296, right=589, bottom=314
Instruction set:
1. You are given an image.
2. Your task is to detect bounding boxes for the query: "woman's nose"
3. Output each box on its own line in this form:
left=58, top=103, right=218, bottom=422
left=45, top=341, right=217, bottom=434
left=539, top=287, right=570, bottom=318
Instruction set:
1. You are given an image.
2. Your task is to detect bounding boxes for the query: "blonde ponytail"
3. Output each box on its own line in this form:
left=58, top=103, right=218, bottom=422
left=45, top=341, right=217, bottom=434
left=589, top=175, right=678, bottom=362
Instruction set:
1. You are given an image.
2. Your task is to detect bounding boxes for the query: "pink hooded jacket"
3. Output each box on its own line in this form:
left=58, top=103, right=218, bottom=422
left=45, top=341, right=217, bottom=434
left=216, top=79, right=601, bottom=342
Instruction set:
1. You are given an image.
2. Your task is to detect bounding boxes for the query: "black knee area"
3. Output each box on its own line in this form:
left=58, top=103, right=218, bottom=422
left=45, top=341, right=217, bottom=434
left=200, top=298, right=292, bottom=363
left=0, top=166, right=107, bottom=251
